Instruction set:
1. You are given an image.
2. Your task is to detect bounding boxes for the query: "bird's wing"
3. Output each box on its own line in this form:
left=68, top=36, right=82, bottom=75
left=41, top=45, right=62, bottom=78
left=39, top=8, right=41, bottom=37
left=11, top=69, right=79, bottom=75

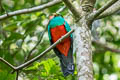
left=64, top=20, right=73, bottom=38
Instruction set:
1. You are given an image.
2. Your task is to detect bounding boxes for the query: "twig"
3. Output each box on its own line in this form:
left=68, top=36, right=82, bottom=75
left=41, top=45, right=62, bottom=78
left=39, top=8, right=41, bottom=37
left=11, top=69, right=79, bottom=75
left=0, top=57, right=16, bottom=70
left=25, top=6, right=67, bottom=62
left=0, top=23, right=7, bottom=39
left=56, top=6, right=66, bottom=13
left=97, top=0, right=120, bottom=19
left=13, top=16, right=42, bottom=58
left=12, top=36, right=26, bottom=57
left=0, top=29, right=74, bottom=70
left=1, top=30, right=120, bottom=72
left=89, top=0, right=118, bottom=21
left=24, top=27, right=47, bottom=62
left=16, top=70, right=19, bottom=80
left=15, top=29, right=74, bottom=70
left=93, top=40, right=120, bottom=53
left=0, top=0, right=62, bottom=20
left=1, top=3, right=9, bottom=17
left=62, top=0, right=81, bottom=20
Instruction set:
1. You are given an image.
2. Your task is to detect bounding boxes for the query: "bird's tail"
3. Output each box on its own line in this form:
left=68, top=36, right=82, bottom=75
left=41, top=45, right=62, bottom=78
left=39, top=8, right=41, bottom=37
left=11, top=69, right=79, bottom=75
left=60, top=47, right=74, bottom=77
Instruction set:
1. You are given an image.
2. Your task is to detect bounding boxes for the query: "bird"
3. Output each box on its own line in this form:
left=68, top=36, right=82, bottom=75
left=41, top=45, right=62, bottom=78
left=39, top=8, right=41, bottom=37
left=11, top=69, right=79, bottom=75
left=47, top=13, right=74, bottom=76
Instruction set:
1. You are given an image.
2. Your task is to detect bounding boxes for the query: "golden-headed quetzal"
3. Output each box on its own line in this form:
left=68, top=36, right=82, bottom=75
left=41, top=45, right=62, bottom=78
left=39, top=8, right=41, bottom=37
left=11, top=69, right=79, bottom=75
left=48, top=13, right=74, bottom=76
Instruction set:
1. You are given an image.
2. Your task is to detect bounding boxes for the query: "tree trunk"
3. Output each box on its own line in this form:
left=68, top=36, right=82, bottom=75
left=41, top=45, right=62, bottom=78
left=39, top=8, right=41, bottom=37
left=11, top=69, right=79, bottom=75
left=74, top=18, right=93, bottom=80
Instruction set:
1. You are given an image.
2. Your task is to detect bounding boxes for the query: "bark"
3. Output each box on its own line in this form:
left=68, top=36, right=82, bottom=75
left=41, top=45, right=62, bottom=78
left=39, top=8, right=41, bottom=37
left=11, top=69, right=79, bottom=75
left=0, top=0, right=119, bottom=79
left=62, top=0, right=95, bottom=80
left=0, top=0, right=62, bottom=20
left=89, top=0, right=118, bottom=20
left=76, top=0, right=94, bottom=80
left=62, top=0, right=81, bottom=19
left=62, top=0, right=119, bottom=79
left=97, top=0, right=120, bottom=19
left=74, top=18, right=93, bottom=80
left=93, top=40, right=120, bottom=53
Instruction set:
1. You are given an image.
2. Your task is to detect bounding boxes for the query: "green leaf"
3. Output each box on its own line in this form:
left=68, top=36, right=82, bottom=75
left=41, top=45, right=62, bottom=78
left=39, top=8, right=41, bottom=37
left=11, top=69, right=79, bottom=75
left=0, top=70, right=16, bottom=80
left=22, top=18, right=40, bottom=35
left=8, top=32, right=23, bottom=40
left=2, top=32, right=23, bottom=47
left=3, top=22, right=18, bottom=31
left=48, top=3, right=64, bottom=13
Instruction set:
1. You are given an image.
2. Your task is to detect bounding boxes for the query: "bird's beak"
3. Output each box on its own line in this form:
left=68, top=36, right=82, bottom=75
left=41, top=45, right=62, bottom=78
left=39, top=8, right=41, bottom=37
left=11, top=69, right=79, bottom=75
left=49, top=16, right=54, bottom=20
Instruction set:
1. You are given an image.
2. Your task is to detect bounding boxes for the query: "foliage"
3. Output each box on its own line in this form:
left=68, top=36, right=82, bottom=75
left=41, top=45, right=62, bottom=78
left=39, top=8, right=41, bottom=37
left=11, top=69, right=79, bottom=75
left=0, top=0, right=120, bottom=80
left=24, top=59, right=73, bottom=80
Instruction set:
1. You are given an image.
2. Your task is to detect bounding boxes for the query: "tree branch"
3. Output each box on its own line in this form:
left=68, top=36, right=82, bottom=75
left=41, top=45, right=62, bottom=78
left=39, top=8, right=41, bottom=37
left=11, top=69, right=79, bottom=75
left=24, top=5, right=66, bottom=62
left=0, top=29, right=74, bottom=70
left=0, top=57, right=16, bottom=70
left=24, top=27, right=47, bottom=62
left=56, top=6, right=66, bottom=13
left=15, top=29, right=74, bottom=70
left=97, top=0, right=120, bottom=19
left=1, top=30, right=120, bottom=73
left=62, top=0, right=81, bottom=20
left=93, top=40, right=120, bottom=53
left=0, top=0, right=62, bottom=20
left=12, top=35, right=26, bottom=57
left=16, top=70, right=19, bottom=80
left=89, top=0, right=118, bottom=21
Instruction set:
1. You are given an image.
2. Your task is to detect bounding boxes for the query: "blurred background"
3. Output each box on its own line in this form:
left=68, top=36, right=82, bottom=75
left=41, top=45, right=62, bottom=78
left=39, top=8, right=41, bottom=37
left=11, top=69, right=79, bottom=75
left=0, top=0, right=120, bottom=80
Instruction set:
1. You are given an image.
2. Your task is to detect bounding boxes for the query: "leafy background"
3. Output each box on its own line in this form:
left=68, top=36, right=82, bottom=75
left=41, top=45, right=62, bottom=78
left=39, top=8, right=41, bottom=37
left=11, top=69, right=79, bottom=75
left=0, top=0, right=120, bottom=80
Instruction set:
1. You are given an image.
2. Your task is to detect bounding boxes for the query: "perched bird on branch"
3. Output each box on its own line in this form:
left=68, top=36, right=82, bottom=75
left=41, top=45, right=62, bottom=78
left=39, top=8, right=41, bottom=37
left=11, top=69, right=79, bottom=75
left=48, top=13, right=74, bottom=76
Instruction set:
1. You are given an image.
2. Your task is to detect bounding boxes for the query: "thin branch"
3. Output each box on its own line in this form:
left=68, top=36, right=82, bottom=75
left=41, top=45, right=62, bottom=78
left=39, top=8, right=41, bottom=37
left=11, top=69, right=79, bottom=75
left=56, top=6, right=66, bottom=13
left=13, top=17, right=42, bottom=58
left=12, top=36, right=26, bottom=57
left=1, top=3, right=9, bottom=16
left=24, top=27, right=47, bottom=62
left=97, top=0, right=120, bottom=19
left=0, top=29, right=74, bottom=70
left=15, top=29, right=74, bottom=70
left=0, top=0, right=62, bottom=20
left=0, top=23, right=7, bottom=39
left=62, top=0, right=81, bottom=20
left=1, top=30, right=120, bottom=72
left=89, top=0, right=118, bottom=21
left=0, top=57, right=16, bottom=70
left=93, top=40, right=120, bottom=53
left=24, top=5, right=65, bottom=62
left=16, top=70, right=19, bottom=80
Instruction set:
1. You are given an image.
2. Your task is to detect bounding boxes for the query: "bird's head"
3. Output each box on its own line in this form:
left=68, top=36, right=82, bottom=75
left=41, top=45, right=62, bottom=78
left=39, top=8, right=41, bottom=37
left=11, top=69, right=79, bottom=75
left=49, top=13, right=62, bottom=20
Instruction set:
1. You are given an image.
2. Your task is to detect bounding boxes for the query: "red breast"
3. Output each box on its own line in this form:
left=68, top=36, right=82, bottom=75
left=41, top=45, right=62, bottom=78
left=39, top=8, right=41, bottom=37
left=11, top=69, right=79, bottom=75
left=50, top=25, right=71, bottom=56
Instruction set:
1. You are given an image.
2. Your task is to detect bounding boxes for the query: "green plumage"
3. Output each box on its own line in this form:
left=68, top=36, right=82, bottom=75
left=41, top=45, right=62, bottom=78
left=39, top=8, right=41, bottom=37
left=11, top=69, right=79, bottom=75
left=48, top=16, right=72, bottom=40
